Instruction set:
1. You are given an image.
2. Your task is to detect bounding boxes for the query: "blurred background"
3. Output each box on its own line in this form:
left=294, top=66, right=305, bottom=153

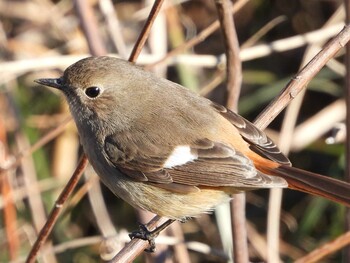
left=0, top=0, right=348, bottom=262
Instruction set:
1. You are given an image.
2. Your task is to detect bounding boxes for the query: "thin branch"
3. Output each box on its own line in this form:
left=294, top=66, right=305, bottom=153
left=25, top=155, right=89, bottom=263
left=128, top=0, right=165, bottom=62
left=98, top=0, right=128, bottom=58
left=16, top=131, right=58, bottom=263
left=295, top=231, right=350, bottom=263
left=254, top=24, right=350, bottom=130
left=230, top=193, right=248, bottom=262
left=0, top=120, right=19, bottom=260
left=84, top=166, right=118, bottom=260
left=74, top=0, right=107, bottom=56
left=215, top=0, right=247, bottom=262
left=291, top=99, right=346, bottom=151
left=0, top=117, right=71, bottom=175
left=241, top=15, right=287, bottom=48
left=25, top=0, right=109, bottom=261
left=216, top=0, right=242, bottom=112
left=147, top=0, right=249, bottom=70
left=167, top=221, right=192, bottom=263
left=135, top=209, right=168, bottom=262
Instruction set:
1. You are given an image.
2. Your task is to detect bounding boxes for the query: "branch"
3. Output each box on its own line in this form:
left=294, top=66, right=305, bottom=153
left=25, top=156, right=89, bottom=263
left=254, top=24, right=350, bottom=129
left=128, top=0, right=165, bottom=62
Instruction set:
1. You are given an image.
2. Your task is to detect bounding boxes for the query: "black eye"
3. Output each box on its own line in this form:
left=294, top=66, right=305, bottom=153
left=56, top=77, right=63, bottom=85
left=85, top=86, right=101, bottom=98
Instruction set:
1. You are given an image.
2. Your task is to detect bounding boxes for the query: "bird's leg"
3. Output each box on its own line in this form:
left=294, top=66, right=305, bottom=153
left=129, top=219, right=176, bottom=252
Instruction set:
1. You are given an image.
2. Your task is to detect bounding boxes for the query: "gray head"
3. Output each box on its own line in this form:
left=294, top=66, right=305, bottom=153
left=35, top=56, right=149, bottom=133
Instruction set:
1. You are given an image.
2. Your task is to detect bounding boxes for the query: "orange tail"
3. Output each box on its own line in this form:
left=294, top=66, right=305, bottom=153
left=268, top=165, right=350, bottom=207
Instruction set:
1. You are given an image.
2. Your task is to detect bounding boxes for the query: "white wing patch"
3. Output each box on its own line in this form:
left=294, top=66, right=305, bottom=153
left=163, top=146, right=198, bottom=168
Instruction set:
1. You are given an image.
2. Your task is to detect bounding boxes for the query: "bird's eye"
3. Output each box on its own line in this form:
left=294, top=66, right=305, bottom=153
left=56, top=77, right=63, bottom=85
left=85, top=86, right=101, bottom=98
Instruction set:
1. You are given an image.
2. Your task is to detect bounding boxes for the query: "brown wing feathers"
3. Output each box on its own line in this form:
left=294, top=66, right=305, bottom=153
left=211, top=102, right=291, bottom=166
left=212, top=104, right=350, bottom=206
left=103, top=102, right=290, bottom=192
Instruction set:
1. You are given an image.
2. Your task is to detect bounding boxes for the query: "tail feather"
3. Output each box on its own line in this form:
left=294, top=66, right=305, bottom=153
left=269, top=165, right=350, bottom=207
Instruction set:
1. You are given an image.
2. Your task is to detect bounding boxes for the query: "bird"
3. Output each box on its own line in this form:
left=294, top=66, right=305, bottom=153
left=36, top=56, right=350, bottom=243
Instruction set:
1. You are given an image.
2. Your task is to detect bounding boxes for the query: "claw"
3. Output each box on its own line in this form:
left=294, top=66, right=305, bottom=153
left=129, top=223, right=157, bottom=252
left=128, top=219, right=176, bottom=252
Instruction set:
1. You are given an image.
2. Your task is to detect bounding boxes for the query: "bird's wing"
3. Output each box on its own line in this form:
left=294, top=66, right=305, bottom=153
left=103, top=133, right=287, bottom=194
left=210, top=102, right=291, bottom=165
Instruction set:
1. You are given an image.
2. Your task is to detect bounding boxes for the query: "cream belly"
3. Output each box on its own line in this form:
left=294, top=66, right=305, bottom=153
left=102, top=175, right=231, bottom=220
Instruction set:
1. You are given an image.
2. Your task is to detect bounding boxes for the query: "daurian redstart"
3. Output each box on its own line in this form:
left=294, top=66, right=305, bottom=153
left=36, top=56, right=350, bottom=221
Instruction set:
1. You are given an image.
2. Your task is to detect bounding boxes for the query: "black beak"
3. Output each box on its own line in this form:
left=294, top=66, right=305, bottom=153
left=35, top=78, right=64, bottom=90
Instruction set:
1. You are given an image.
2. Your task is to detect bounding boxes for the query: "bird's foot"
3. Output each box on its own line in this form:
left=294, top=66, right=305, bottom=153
left=129, top=223, right=157, bottom=252
left=129, top=219, right=175, bottom=252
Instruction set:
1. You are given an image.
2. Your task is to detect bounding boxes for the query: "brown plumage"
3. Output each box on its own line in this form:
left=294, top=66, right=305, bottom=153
left=36, top=56, right=350, bottom=220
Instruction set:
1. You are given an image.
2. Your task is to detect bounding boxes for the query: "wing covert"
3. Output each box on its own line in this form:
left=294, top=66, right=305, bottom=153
left=211, top=102, right=291, bottom=165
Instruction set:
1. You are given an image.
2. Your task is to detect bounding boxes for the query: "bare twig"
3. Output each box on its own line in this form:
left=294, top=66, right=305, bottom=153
left=199, top=67, right=226, bottom=96
left=230, top=193, right=248, bottom=262
left=25, top=0, right=109, bottom=261
left=254, top=24, right=350, bottom=130
left=0, top=117, right=19, bottom=260
left=0, top=173, right=18, bottom=260
left=25, top=155, right=89, bottom=263
left=167, top=221, right=191, bottom=263
left=98, top=0, right=127, bottom=58
left=147, top=0, right=249, bottom=70
left=128, top=0, right=165, bottom=62
left=215, top=0, right=242, bottom=112
left=136, top=209, right=171, bottom=262
left=84, top=166, right=119, bottom=260
left=295, top=231, right=350, bottom=263
left=74, top=0, right=107, bottom=56
left=291, top=99, right=346, bottom=151
left=215, top=0, right=247, bottom=262
left=0, top=117, right=71, bottom=175
left=241, top=15, right=287, bottom=48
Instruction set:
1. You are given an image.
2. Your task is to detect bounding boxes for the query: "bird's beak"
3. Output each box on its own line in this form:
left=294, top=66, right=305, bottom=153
left=35, top=78, right=64, bottom=90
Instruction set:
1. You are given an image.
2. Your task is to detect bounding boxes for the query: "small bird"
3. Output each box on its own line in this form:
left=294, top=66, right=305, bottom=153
left=36, top=56, right=350, bottom=221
